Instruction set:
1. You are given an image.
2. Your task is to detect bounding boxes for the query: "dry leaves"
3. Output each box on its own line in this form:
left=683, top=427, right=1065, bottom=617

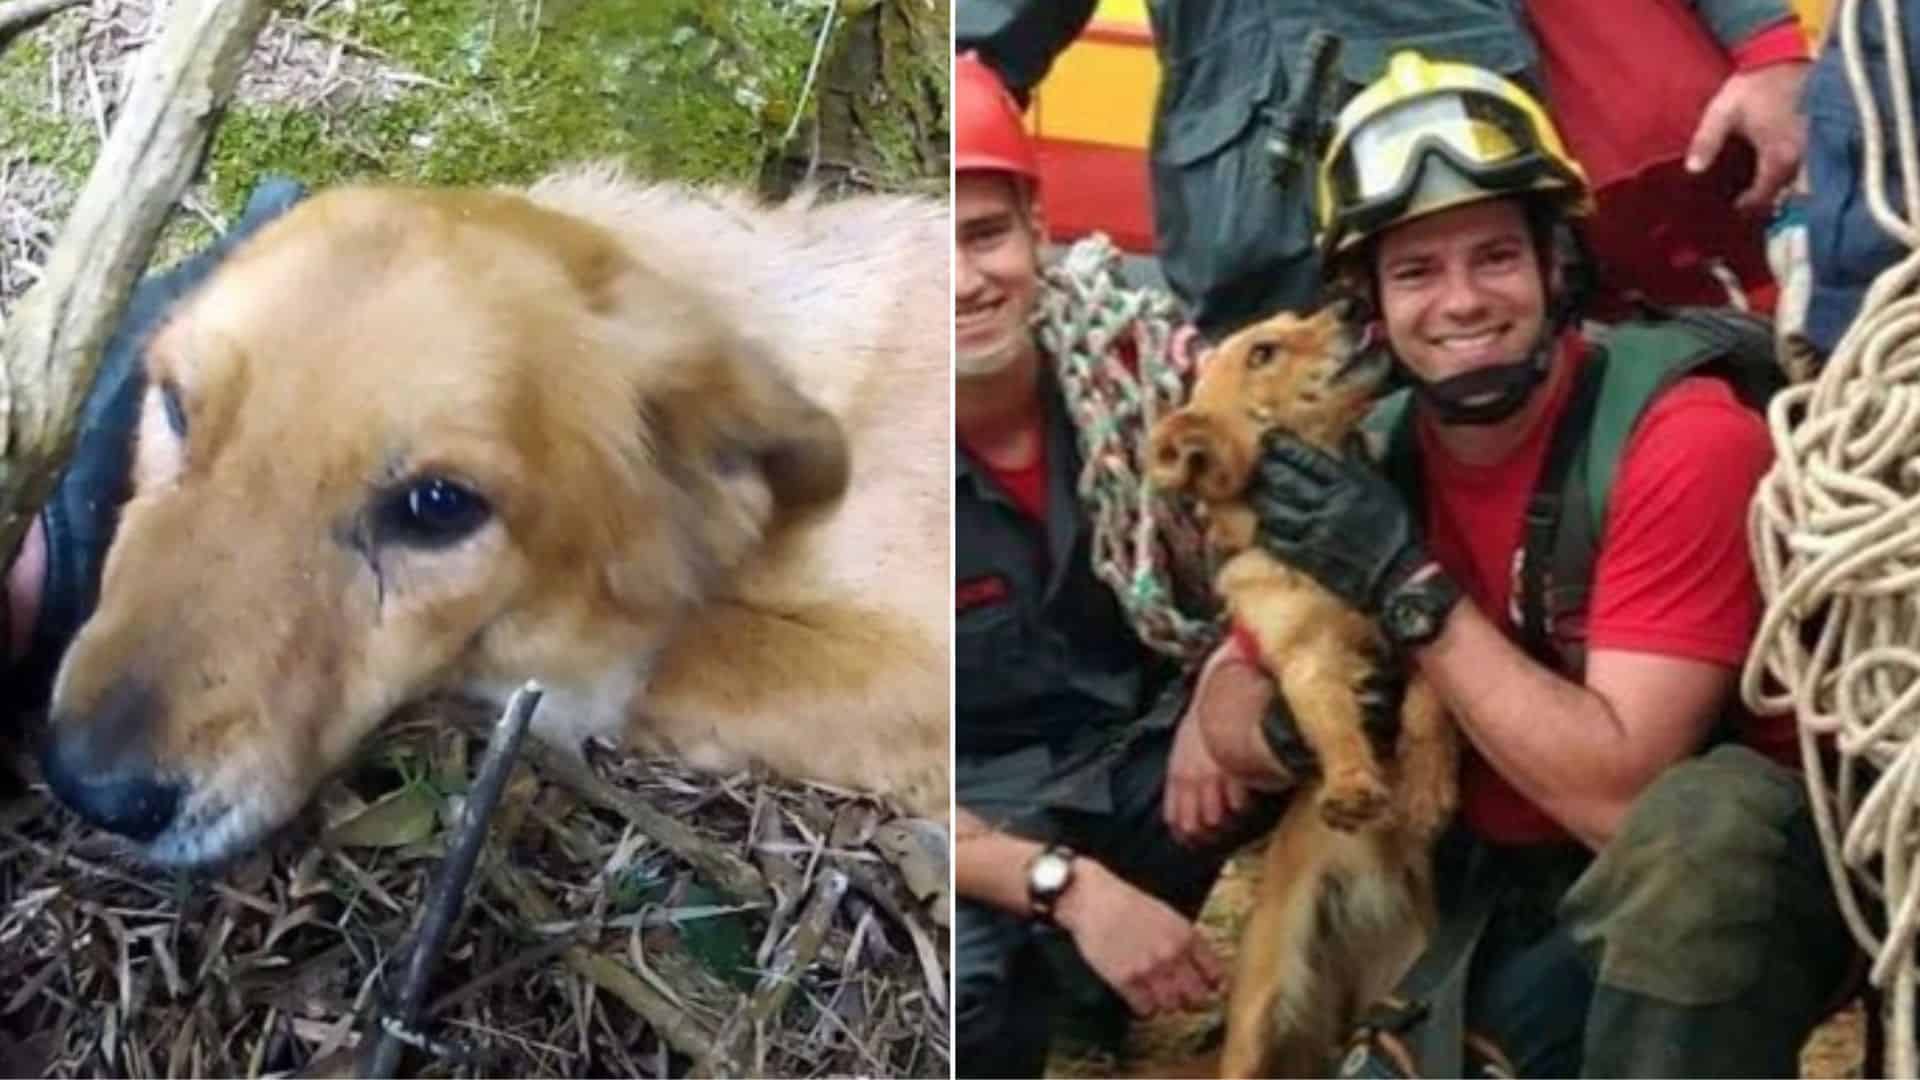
left=0, top=698, right=948, bottom=1077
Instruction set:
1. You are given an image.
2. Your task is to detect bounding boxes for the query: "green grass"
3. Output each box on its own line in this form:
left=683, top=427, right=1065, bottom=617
left=2, top=1, right=946, bottom=271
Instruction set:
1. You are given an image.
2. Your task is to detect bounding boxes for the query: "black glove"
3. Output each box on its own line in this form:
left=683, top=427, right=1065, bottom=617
left=3, top=177, right=308, bottom=714
left=1246, top=432, right=1426, bottom=619
left=1260, top=662, right=1408, bottom=777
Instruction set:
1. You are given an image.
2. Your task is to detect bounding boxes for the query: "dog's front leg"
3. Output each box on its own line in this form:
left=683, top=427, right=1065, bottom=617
left=1244, top=633, right=1389, bottom=833
left=1391, top=676, right=1458, bottom=840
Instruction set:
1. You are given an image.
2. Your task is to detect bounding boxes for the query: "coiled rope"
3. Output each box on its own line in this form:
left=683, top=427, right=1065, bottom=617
left=1741, top=0, right=1920, bottom=1072
left=1033, top=234, right=1221, bottom=664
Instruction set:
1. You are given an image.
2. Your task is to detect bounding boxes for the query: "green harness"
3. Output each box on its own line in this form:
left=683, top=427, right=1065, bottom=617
left=1339, top=307, right=1784, bottom=1079
left=1372, top=308, right=1783, bottom=678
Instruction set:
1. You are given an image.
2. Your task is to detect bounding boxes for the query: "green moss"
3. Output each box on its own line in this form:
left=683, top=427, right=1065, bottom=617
left=6, top=1, right=946, bottom=267
left=286, top=0, right=831, bottom=187
left=0, top=39, right=94, bottom=180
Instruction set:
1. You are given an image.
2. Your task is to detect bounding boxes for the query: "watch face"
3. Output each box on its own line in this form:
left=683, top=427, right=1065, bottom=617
left=1031, top=852, right=1071, bottom=892
left=1402, top=602, right=1435, bottom=640
left=1386, top=595, right=1422, bottom=640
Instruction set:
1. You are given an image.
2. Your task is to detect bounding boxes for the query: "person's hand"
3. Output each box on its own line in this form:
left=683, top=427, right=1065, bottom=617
left=1165, top=650, right=1256, bottom=846
left=1054, top=859, right=1222, bottom=1016
left=1686, top=61, right=1811, bottom=214
left=1246, top=433, right=1423, bottom=618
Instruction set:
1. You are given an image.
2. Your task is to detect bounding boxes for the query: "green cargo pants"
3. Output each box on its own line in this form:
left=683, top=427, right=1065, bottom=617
left=1565, top=743, right=1856, bottom=1077
left=1386, top=744, right=1857, bottom=1078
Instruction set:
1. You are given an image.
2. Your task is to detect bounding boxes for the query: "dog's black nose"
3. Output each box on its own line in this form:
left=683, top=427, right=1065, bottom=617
left=40, top=732, right=183, bottom=842
left=40, top=678, right=182, bottom=842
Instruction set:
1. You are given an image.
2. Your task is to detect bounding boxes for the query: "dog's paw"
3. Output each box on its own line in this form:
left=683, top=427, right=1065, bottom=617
left=1317, top=771, right=1390, bottom=832
left=1398, top=782, right=1457, bottom=841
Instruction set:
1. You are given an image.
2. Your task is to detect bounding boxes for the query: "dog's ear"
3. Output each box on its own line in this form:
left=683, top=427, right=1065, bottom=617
left=641, top=338, right=850, bottom=524
left=1146, top=409, right=1249, bottom=502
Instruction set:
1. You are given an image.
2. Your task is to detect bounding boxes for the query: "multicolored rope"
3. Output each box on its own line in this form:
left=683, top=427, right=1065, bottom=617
left=1033, top=234, right=1222, bottom=664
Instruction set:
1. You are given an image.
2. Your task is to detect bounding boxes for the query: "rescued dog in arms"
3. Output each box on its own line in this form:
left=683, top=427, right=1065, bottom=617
left=1147, top=306, right=1456, bottom=1078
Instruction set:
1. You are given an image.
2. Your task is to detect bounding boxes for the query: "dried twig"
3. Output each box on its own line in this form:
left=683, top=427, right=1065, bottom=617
left=444, top=704, right=772, bottom=907
left=0, top=0, right=272, bottom=567
left=699, top=869, right=849, bottom=1078
left=358, top=681, right=543, bottom=1079
left=484, top=860, right=721, bottom=1063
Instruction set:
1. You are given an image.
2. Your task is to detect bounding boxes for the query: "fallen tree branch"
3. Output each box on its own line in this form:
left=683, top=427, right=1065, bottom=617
left=0, top=0, right=270, bottom=563
left=0, top=0, right=82, bottom=54
left=358, top=682, right=542, bottom=1079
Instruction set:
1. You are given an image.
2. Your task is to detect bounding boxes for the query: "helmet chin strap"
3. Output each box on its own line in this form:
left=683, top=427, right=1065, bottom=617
left=1409, top=334, right=1553, bottom=425
left=1404, top=272, right=1577, bottom=426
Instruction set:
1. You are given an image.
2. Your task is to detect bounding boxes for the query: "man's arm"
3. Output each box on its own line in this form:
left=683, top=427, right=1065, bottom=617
left=1682, top=2, right=1813, bottom=211
left=955, top=805, right=1222, bottom=1016
left=1687, top=0, right=1803, bottom=54
left=955, top=0, right=1098, bottom=102
left=1410, top=605, right=1729, bottom=849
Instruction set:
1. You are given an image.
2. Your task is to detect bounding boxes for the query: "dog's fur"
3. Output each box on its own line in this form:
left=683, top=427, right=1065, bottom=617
left=1145, top=307, right=1457, bottom=1078
left=45, top=164, right=949, bottom=865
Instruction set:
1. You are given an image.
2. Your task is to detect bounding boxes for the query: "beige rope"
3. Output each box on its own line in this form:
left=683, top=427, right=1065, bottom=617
left=1741, top=0, right=1920, bottom=1072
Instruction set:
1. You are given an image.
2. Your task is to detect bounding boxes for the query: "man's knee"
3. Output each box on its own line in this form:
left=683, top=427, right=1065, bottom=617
left=1562, top=745, right=1808, bottom=1006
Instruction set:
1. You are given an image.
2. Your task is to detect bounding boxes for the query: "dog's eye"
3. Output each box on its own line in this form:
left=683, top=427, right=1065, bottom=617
left=376, top=477, right=491, bottom=547
left=1246, top=343, right=1278, bottom=369
left=159, top=379, right=188, bottom=438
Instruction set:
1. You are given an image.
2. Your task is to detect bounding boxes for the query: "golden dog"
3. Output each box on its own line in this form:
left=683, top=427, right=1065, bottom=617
left=1146, top=307, right=1457, bottom=1078
left=40, top=164, right=949, bottom=866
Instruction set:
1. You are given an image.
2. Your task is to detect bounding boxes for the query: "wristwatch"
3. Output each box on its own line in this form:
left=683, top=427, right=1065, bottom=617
left=1380, top=564, right=1462, bottom=652
left=1025, top=844, right=1077, bottom=922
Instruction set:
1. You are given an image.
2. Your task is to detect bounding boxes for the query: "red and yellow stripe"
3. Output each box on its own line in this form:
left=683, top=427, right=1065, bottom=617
left=1026, top=0, right=1159, bottom=254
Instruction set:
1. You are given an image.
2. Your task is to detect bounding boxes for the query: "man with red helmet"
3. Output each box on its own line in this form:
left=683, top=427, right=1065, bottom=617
left=952, top=53, right=1291, bottom=1077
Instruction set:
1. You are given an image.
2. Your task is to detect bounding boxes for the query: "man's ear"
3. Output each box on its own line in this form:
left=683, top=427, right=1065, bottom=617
left=641, top=338, right=850, bottom=524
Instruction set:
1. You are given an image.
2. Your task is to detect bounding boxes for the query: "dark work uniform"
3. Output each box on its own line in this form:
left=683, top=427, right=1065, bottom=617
left=1802, top=0, right=1920, bottom=355
left=955, top=369, right=1277, bottom=1078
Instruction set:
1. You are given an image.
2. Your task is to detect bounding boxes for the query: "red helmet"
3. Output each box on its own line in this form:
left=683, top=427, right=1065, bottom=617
left=954, top=52, right=1040, bottom=184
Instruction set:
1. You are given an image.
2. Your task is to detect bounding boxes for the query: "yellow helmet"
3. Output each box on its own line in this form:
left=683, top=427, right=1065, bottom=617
left=1316, top=51, right=1594, bottom=260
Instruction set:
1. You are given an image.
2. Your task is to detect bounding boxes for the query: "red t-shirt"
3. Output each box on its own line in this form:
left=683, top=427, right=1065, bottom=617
left=962, top=431, right=1049, bottom=524
left=1417, top=336, right=1787, bottom=845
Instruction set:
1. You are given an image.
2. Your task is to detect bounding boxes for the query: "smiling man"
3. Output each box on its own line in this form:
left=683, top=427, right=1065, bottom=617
left=951, top=52, right=1293, bottom=1078
left=1197, top=52, right=1855, bottom=1077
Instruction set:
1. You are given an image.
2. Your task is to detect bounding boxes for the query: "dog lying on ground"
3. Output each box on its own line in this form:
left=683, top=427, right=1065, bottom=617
left=38, top=164, right=950, bottom=866
left=1145, top=306, right=1457, bottom=1078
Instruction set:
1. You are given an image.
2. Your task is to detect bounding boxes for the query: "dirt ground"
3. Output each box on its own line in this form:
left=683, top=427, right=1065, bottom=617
left=1052, top=849, right=1868, bottom=1079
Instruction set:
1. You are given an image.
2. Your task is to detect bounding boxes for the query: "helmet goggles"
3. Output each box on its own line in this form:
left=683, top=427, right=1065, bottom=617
left=1323, top=88, right=1582, bottom=250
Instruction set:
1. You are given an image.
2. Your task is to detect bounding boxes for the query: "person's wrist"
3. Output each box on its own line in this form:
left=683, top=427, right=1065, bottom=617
left=1370, top=542, right=1431, bottom=617
left=1379, top=560, right=1462, bottom=655
left=1051, top=856, right=1108, bottom=935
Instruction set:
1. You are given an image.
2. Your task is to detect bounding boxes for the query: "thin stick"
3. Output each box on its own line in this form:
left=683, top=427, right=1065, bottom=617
left=442, top=703, right=772, bottom=906
left=357, top=682, right=543, bottom=1079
